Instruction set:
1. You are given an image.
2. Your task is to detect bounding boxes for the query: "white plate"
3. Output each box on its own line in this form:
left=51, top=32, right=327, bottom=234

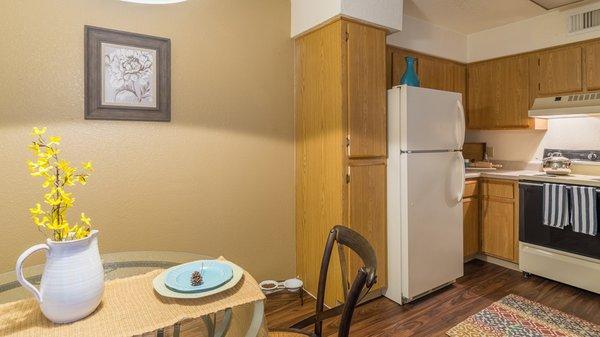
left=153, top=260, right=243, bottom=299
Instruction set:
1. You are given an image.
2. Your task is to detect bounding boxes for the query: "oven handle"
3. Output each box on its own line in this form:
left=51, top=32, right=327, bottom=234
left=520, top=181, right=600, bottom=192
left=519, top=182, right=544, bottom=187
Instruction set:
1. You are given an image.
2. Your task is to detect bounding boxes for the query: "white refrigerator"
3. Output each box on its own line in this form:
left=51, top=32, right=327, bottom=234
left=385, top=85, right=466, bottom=304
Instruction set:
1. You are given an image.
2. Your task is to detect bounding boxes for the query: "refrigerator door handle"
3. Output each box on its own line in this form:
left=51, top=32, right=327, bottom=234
left=456, top=100, right=466, bottom=149
left=456, top=152, right=465, bottom=203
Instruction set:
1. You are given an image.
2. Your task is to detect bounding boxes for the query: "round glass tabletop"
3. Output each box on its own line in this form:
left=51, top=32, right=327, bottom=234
left=0, top=251, right=211, bottom=304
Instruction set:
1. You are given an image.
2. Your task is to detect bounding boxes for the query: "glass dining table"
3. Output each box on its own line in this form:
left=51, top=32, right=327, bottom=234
left=0, top=251, right=266, bottom=337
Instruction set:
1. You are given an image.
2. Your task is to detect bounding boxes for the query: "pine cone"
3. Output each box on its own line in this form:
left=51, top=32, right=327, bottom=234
left=191, top=271, right=203, bottom=286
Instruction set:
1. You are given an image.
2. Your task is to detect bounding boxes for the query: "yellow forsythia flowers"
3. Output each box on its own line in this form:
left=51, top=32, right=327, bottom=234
left=27, top=127, right=95, bottom=241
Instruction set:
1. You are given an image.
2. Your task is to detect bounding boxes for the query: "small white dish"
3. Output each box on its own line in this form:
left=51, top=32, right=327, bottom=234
left=283, top=278, right=303, bottom=293
left=259, top=280, right=282, bottom=292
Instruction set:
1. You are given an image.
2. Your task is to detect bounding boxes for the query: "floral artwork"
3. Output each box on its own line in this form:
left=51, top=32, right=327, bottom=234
left=85, top=26, right=170, bottom=121
left=101, top=43, right=157, bottom=108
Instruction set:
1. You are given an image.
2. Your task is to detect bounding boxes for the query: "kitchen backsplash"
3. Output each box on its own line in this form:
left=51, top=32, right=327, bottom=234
left=465, top=117, right=600, bottom=163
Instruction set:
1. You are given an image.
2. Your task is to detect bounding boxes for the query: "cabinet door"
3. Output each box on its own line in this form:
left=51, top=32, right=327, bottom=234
left=463, top=197, right=479, bottom=259
left=585, top=41, right=600, bottom=91
left=347, top=161, right=386, bottom=292
left=467, top=61, right=495, bottom=129
left=419, top=58, right=467, bottom=105
left=496, top=56, right=530, bottom=127
left=535, top=46, right=582, bottom=96
left=346, top=22, right=386, bottom=158
left=467, top=56, right=530, bottom=129
left=481, top=198, right=515, bottom=261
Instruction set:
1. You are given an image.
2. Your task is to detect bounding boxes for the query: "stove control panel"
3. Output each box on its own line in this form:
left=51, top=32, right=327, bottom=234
left=543, top=149, right=600, bottom=162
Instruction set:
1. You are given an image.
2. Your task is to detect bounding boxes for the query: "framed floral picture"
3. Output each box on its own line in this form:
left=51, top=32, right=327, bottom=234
left=84, top=26, right=171, bottom=121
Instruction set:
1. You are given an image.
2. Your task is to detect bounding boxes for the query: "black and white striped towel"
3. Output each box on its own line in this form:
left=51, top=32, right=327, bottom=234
left=570, top=186, right=598, bottom=236
left=543, top=183, right=569, bottom=229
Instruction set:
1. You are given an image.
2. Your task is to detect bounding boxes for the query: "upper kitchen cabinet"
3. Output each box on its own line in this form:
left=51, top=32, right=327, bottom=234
left=467, top=55, right=540, bottom=129
left=585, top=41, right=600, bottom=91
left=531, top=46, right=583, bottom=97
left=466, top=60, right=494, bottom=129
left=347, top=22, right=387, bottom=158
left=418, top=57, right=466, bottom=102
left=387, top=46, right=466, bottom=106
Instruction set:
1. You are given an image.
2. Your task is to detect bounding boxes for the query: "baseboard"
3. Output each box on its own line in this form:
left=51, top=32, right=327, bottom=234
left=361, top=287, right=384, bottom=304
left=302, top=288, right=316, bottom=301
left=475, top=254, right=521, bottom=271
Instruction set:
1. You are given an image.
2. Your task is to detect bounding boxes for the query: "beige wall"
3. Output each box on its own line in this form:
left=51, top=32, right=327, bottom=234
left=387, top=15, right=468, bottom=63
left=0, top=0, right=295, bottom=281
left=467, top=1, right=600, bottom=62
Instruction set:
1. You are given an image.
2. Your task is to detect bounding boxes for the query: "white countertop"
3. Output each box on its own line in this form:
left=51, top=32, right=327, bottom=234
left=466, top=169, right=600, bottom=187
left=465, top=169, right=540, bottom=181
left=518, top=173, right=600, bottom=187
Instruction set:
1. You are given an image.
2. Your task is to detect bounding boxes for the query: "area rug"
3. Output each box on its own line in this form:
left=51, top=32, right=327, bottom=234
left=447, top=294, right=600, bottom=337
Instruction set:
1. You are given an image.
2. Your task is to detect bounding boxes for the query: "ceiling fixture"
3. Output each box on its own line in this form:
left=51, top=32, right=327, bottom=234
left=121, top=0, right=186, bottom=4
left=530, top=0, right=584, bottom=10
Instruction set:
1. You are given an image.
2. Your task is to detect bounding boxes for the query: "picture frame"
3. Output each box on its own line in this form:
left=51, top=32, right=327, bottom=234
left=84, top=26, right=171, bottom=122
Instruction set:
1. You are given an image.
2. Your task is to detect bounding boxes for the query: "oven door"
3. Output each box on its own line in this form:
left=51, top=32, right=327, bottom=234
left=519, top=181, right=600, bottom=260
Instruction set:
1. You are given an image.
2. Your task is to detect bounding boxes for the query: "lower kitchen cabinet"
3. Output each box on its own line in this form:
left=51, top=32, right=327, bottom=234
left=463, top=178, right=519, bottom=263
left=481, top=198, right=515, bottom=261
left=480, top=179, right=519, bottom=263
left=347, top=160, right=387, bottom=294
left=463, top=197, right=480, bottom=258
left=463, top=180, right=480, bottom=259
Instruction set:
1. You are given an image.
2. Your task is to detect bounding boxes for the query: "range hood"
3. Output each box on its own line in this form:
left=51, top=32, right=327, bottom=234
left=529, top=91, right=600, bottom=118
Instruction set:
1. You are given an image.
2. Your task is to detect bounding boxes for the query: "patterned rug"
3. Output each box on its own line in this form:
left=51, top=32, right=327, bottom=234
left=447, top=294, right=600, bottom=337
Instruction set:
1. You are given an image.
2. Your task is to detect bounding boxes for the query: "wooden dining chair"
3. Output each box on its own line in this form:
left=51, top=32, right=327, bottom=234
left=269, top=225, right=378, bottom=337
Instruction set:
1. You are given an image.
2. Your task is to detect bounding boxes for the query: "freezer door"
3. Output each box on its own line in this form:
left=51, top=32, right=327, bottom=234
left=400, top=151, right=464, bottom=300
left=391, top=85, right=465, bottom=152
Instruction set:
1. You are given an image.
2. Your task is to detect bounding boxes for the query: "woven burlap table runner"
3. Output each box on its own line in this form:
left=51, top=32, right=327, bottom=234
left=0, top=263, right=266, bottom=337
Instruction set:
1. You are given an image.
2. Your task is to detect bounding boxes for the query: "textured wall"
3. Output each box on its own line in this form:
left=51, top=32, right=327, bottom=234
left=386, top=15, right=468, bottom=63
left=0, top=0, right=294, bottom=281
left=467, top=2, right=600, bottom=62
left=291, top=0, right=403, bottom=37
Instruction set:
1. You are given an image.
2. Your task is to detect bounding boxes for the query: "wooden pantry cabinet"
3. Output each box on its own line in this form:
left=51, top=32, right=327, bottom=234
left=295, top=19, right=387, bottom=307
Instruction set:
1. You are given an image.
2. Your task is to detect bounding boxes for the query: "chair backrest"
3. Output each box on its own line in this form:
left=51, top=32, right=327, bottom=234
left=315, top=225, right=378, bottom=337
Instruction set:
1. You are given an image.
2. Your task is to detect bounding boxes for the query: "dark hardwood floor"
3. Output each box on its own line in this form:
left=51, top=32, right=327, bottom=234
left=265, top=260, right=600, bottom=336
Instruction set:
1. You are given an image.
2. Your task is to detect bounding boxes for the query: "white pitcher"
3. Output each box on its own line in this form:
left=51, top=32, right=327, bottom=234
left=16, top=230, right=104, bottom=323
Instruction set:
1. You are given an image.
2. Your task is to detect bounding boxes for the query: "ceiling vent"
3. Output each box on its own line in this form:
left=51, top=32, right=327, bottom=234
left=568, top=8, right=600, bottom=34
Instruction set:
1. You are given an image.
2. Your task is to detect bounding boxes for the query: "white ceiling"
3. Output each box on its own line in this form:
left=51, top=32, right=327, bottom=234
left=403, top=0, right=552, bottom=35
